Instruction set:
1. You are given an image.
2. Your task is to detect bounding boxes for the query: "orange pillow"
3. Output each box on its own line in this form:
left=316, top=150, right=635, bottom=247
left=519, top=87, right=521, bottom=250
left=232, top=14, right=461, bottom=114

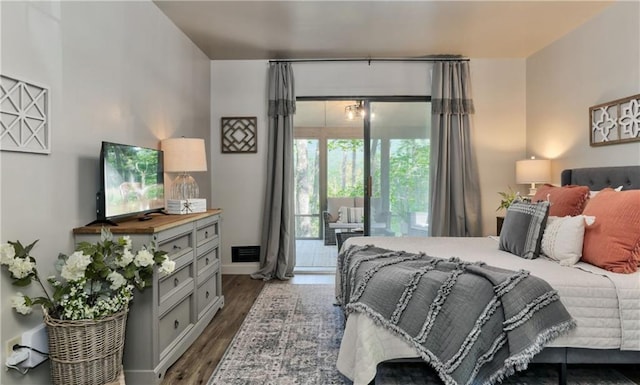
left=532, top=184, right=589, bottom=216
left=581, top=188, right=640, bottom=273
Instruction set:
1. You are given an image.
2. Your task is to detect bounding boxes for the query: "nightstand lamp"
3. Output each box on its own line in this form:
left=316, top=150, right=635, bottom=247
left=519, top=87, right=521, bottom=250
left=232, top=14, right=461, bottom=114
left=161, top=137, right=207, bottom=200
left=516, top=156, right=551, bottom=196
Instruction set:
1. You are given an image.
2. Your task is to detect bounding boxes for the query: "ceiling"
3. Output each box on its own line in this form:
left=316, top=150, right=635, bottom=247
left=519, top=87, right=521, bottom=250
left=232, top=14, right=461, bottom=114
left=153, top=1, right=613, bottom=60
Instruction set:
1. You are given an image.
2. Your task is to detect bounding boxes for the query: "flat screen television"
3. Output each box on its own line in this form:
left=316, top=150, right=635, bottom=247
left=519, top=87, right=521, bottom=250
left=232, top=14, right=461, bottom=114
left=93, top=141, right=165, bottom=225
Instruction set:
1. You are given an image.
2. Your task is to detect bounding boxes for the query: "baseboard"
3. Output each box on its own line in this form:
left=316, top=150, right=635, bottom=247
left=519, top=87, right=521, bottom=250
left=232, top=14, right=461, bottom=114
left=221, top=262, right=259, bottom=275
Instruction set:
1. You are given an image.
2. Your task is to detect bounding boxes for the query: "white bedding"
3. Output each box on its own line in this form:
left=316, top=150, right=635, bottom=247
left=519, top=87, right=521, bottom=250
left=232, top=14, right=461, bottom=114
left=336, top=236, right=640, bottom=385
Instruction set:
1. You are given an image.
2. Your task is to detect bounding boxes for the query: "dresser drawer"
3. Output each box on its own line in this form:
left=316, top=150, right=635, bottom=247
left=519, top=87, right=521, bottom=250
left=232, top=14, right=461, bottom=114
left=197, top=274, right=218, bottom=318
left=196, top=247, right=218, bottom=281
left=159, top=295, right=193, bottom=359
left=157, top=230, right=193, bottom=260
left=158, top=259, right=193, bottom=301
left=196, top=216, right=219, bottom=255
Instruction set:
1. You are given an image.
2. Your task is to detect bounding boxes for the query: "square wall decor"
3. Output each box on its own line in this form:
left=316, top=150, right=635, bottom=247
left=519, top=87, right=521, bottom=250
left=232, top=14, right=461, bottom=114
left=590, top=94, right=640, bottom=146
left=0, top=74, right=51, bottom=154
left=221, top=116, right=257, bottom=153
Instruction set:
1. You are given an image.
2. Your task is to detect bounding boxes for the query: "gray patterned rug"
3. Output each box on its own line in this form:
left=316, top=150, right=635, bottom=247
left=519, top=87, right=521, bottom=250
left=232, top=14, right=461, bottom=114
left=208, top=283, right=635, bottom=385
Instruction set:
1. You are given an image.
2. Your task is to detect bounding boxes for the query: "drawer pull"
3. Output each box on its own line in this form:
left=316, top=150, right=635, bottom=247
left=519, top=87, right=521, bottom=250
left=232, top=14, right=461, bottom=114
left=206, top=257, right=209, bottom=265
left=173, top=244, right=182, bottom=250
left=204, top=231, right=209, bottom=238
left=206, top=291, right=210, bottom=299
left=174, top=320, right=179, bottom=329
left=174, top=278, right=179, bottom=287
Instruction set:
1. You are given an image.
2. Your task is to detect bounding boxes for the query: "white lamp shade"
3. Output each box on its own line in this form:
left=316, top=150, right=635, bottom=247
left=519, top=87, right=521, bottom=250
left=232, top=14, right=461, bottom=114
left=516, top=158, right=551, bottom=184
left=161, top=138, right=207, bottom=173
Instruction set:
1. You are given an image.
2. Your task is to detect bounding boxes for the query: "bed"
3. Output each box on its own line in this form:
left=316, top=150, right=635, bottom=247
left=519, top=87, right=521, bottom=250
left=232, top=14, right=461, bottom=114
left=336, top=166, right=640, bottom=385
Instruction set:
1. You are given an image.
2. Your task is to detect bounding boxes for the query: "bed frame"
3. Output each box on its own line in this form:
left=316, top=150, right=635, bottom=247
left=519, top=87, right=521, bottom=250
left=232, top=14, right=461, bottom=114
left=531, top=165, right=640, bottom=384
left=373, top=165, right=640, bottom=385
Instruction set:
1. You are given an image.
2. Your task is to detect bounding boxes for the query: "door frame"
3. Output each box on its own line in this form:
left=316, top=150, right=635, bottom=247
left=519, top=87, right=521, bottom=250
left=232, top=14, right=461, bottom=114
left=296, top=96, right=430, bottom=237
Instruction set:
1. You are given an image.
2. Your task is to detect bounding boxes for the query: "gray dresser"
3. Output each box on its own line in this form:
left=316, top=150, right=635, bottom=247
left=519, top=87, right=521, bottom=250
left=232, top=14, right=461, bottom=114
left=73, top=209, right=224, bottom=384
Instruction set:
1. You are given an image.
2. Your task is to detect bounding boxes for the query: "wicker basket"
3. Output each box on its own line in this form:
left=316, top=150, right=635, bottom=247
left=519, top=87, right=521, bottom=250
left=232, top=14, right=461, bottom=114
left=44, top=308, right=128, bottom=385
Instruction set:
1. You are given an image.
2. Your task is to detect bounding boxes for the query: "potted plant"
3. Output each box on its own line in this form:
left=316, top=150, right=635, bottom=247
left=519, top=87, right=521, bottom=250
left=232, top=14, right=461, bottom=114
left=0, top=228, right=175, bottom=385
left=496, top=187, right=524, bottom=212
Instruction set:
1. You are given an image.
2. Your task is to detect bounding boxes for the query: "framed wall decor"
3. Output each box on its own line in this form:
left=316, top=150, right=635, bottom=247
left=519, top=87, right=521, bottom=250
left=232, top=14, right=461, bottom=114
left=589, top=94, right=640, bottom=146
left=221, top=116, right=257, bottom=153
left=0, top=74, right=51, bottom=154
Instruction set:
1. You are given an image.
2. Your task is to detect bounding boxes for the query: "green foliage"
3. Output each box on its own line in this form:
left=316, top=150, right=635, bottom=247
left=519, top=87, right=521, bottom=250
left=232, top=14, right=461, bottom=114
left=497, top=187, right=522, bottom=211
left=0, top=229, right=173, bottom=320
left=388, top=139, right=430, bottom=224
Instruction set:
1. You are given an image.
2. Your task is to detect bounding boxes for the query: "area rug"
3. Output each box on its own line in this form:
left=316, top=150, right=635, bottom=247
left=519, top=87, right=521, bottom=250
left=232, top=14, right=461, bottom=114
left=208, top=283, right=635, bottom=385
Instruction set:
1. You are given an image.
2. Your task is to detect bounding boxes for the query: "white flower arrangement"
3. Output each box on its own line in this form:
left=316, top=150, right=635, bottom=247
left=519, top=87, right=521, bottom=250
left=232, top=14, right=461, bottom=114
left=0, top=228, right=175, bottom=320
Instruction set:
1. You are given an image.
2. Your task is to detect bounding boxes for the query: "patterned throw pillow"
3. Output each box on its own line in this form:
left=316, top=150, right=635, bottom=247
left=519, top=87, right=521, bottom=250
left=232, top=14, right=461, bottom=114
left=337, top=207, right=364, bottom=223
left=541, top=215, right=595, bottom=266
left=499, top=201, right=550, bottom=259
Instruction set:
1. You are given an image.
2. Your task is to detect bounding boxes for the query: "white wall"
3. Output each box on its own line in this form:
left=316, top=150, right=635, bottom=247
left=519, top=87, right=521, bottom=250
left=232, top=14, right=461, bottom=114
left=0, top=2, right=210, bottom=384
left=294, top=61, right=431, bottom=96
left=210, top=60, right=269, bottom=274
left=471, top=59, right=527, bottom=234
left=526, top=1, right=640, bottom=183
left=211, top=59, right=526, bottom=274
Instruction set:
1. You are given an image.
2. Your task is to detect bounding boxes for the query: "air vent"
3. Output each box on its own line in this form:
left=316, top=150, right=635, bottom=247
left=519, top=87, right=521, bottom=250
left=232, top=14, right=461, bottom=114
left=231, top=246, right=260, bottom=262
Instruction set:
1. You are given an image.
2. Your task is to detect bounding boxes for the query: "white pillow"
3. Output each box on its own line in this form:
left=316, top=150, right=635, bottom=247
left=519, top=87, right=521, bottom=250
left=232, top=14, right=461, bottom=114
left=589, top=185, right=623, bottom=198
left=541, top=215, right=595, bottom=266
left=337, top=206, right=364, bottom=223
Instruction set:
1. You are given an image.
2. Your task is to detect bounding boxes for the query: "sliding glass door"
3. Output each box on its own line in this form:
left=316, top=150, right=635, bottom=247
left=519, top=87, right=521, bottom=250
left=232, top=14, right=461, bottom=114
left=366, top=101, right=431, bottom=237
left=292, top=99, right=429, bottom=270
left=294, top=138, right=320, bottom=239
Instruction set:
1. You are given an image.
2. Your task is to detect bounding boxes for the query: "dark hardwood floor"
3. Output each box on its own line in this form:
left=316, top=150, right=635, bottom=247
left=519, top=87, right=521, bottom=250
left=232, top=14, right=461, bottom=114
left=161, top=275, right=266, bottom=385
left=161, top=274, right=640, bottom=385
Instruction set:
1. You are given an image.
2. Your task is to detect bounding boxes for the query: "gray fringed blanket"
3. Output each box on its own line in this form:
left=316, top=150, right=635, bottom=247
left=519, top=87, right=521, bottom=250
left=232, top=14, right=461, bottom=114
left=337, top=245, right=576, bottom=385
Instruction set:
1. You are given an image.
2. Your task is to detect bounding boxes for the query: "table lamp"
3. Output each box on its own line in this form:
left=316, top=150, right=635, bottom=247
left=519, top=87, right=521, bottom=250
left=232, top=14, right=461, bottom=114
left=161, top=137, right=207, bottom=200
left=516, top=156, right=551, bottom=196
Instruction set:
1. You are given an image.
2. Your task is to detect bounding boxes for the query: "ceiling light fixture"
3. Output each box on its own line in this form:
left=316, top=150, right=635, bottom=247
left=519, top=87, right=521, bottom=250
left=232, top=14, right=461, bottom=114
left=345, top=101, right=365, bottom=121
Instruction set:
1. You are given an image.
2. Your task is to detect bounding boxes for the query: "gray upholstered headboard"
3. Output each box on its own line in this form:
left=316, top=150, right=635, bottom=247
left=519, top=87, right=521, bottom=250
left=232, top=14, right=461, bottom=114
left=560, top=165, right=640, bottom=190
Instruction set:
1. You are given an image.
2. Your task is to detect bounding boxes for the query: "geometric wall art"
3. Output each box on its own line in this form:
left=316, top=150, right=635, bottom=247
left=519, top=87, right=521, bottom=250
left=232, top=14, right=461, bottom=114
left=590, top=94, right=640, bottom=146
left=0, top=74, right=51, bottom=154
left=221, top=116, right=257, bottom=153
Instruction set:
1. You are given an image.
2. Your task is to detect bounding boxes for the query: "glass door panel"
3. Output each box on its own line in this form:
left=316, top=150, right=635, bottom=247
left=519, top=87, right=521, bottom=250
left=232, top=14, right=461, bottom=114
left=294, top=138, right=320, bottom=239
left=327, top=139, right=364, bottom=198
left=368, top=102, right=431, bottom=237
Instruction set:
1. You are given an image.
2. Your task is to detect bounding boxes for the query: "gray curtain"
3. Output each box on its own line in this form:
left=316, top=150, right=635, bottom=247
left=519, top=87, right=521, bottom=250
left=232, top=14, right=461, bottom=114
left=251, top=63, right=296, bottom=280
left=429, top=61, right=482, bottom=237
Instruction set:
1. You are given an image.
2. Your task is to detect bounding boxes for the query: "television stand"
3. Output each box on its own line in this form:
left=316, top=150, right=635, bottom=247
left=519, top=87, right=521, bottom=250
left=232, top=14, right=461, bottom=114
left=85, top=218, right=119, bottom=227
left=73, top=210, right=224, bottom=384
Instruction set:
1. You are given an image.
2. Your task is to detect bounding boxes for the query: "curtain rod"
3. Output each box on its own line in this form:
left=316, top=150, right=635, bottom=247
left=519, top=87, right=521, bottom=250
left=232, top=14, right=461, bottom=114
left=268, top=57, right=469, bottom=64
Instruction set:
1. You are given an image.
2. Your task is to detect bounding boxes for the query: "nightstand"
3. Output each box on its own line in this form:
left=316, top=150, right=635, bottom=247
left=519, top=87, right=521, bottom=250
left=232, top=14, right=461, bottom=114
left=497, top=216, right=505, bottom=235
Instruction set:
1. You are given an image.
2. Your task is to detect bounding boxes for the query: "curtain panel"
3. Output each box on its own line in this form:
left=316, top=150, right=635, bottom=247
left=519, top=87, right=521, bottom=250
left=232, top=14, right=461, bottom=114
left=251, top=63, right=297, bottom=280
left=429, top=61, right=483, bottom=237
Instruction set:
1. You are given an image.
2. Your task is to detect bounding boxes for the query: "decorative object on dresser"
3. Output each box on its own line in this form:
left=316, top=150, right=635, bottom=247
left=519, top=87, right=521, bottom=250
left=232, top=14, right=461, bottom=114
left=0, top=74, right=51, bottom=154
left=73, top=209, right=224, bottom=384
left=221, top=116, right=257, bottom=153
left=516, top=156, right=551, bottom=196
left=590, top=93, right=640, bottom=146
left=161, top=137, right=208, bottom=206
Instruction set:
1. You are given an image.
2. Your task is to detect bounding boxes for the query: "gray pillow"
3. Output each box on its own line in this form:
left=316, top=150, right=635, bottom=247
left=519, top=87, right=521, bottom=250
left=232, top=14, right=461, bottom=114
left=499, top=201, right=550, bottom=259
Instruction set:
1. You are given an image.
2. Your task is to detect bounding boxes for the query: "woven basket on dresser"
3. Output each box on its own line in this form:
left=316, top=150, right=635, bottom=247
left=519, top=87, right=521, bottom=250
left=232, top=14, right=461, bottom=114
left=44, top=308, right=128, bottom=385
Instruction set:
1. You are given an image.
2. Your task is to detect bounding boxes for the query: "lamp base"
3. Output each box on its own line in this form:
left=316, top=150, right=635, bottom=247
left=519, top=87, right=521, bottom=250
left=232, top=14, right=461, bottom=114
left=167, top=199, right=207, bottom=214
left=528, top=183, right=537, bottom=197
left=171, top=173, right=200, bottom=200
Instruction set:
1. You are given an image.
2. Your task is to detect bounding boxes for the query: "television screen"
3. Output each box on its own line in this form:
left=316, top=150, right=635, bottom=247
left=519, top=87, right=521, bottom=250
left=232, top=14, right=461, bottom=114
left=98, top=141, right=164, bottom=222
